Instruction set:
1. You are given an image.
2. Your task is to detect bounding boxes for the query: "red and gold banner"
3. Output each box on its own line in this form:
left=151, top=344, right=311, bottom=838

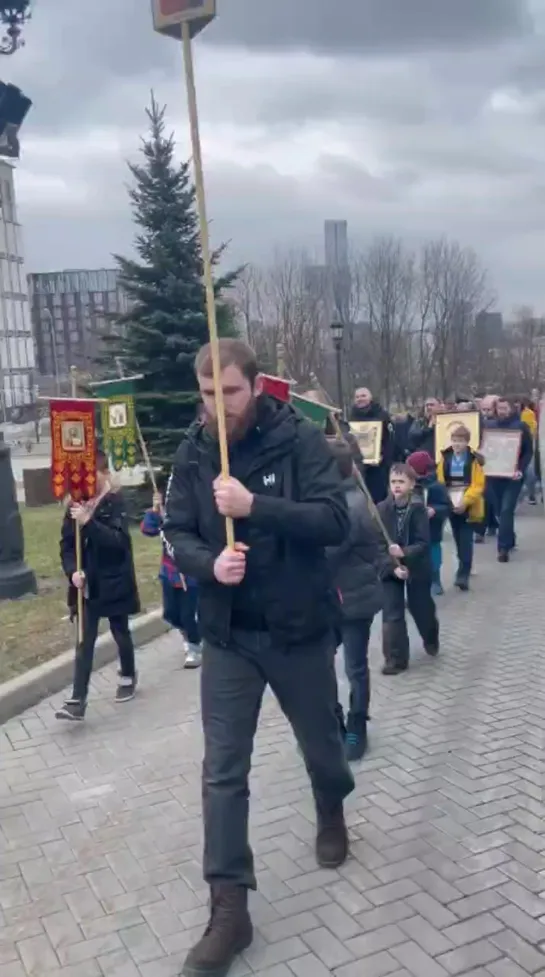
left=49, top=399, right=98, bottom=501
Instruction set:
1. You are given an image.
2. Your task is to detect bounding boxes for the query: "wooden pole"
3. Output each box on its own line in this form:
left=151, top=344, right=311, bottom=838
left=70, top=366, right=84, bottom=643
left=181, top=21, right=234, bottom=549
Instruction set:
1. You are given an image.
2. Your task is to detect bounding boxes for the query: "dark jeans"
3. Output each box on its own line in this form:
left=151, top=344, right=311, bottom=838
left=201, top=630, right=355, bottom=888
left=450, top=514, right=474, bottom=579
left=161, top=580, right=200, bottom=645
left=487, top=479, right=523, bottom=552
left=382, top=578, right=439, bottom=668
left=73, top=605, right=135, bottom=701
left=341, top=619, right=371, bottom=723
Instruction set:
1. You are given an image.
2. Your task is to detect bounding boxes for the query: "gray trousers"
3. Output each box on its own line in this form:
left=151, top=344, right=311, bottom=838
left=200, top=630, right=355, bottom=889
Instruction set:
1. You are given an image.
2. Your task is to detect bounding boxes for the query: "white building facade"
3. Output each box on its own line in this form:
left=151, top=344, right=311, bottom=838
left=0, top=159, right=34, bottom=416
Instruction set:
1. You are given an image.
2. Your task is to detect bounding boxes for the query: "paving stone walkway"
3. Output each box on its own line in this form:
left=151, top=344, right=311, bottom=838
left=1, top=508, right=545, bottom=977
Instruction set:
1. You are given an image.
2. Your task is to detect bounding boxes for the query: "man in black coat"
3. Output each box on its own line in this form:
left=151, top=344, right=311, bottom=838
left=163, top=339, right=354, bottom=977
left=350, top=387, right=394, bottom=503
left=407, top=397, right=441, bottom=458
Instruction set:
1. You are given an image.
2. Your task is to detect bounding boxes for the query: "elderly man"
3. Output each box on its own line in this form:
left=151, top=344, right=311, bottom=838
left=408, top=397, right=441, bottom=459
left=350, top=387, right=394, bottom=503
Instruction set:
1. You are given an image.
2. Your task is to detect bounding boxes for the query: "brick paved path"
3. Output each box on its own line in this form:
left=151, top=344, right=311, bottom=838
left=1, top=510, right=545, bottom=977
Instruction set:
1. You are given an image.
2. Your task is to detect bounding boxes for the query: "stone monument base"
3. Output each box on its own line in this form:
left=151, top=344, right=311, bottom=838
left=0, top=561, right=37, bottom=599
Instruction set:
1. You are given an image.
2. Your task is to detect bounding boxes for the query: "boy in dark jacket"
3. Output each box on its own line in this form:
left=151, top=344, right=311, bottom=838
left=407, top=450, right=450, bottom=596
left=56, top=451, right=140, bottom=721
left=378, top=463, right=439, bottom=675
left=326, top=439, right=387, bottom=761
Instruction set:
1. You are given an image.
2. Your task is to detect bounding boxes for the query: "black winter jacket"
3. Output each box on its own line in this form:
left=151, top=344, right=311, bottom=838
left=326, top=477, right=385, bottom=621
left=377, top=495, right=431, bottom=581
left=60, top=491, right=140, bottom=619
left=163, top=396, right=349, bottom=650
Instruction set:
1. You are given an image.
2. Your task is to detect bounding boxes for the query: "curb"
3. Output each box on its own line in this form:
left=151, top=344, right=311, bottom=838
left=0, top=609, right=170, bottom=725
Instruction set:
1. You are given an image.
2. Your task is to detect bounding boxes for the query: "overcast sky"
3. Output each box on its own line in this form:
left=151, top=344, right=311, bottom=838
left=6, top=0, right=545, bottom=312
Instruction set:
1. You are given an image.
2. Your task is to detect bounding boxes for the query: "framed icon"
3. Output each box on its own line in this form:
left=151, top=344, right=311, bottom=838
left=61, top=420, right=85, bottom=452
left=108, top=402, right=128, bottom=430
left=481, top=429, right=522, bottom=478
left=435, top=411, right=480, bottom=463
left=349, top=420, right=382, bottom=466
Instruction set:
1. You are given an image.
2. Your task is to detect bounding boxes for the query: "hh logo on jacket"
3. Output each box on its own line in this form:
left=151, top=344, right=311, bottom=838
left=263, top=473, right=276, bottom=487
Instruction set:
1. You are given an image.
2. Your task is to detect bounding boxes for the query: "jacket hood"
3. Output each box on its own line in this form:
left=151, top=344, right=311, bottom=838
left=186, top=394, right=301, bottom=452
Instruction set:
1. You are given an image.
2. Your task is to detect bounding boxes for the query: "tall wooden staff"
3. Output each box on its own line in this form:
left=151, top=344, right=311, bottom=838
left=70, top=365, right=84, bottom=643
left=152, top=1, right=234, bottom=548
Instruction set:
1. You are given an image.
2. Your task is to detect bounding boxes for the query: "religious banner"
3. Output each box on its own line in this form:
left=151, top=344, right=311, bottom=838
left=49, top=399, right=98, bottom=501
left=291, top=393, right=335, bottom=430
left=151, top=0, right=216, bottom=39
left=92, top=378, right=139, bottom=472
left=261, top=374, right=292, bottom=403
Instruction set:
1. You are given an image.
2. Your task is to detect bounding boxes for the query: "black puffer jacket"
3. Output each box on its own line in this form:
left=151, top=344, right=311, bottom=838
left=163, top=396, right=349, bottom=650
left=60, top=491, right=140, bottom=619
left=326, top=477, right=385, bottom=621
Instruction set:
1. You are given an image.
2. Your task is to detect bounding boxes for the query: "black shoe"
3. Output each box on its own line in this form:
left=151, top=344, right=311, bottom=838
left=381, top=661, right=407, bottom=675
left=315, top=802, right=349, bottom=869
left=115, top=673, right=137, bottom=703
left=474, top=535, right=485, bottom=544
left=182, top=884, right=253, bottom=977
left=498, top=550, right=509, bottom=563
left=424, top=642, right=440, bottom=657
left=55, top=699, right=86, bottom=721
left=454, top=574, right=469, bottom=591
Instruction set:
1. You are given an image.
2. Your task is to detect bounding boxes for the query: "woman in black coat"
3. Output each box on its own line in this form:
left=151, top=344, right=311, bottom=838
left=326, top=439, right=387, bottom=761
left=56, top=451, right=140, bottom=722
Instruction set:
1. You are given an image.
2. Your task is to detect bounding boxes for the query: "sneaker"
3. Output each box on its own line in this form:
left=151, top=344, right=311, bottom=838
left=315, top=801, right=349, bottom=869
left=454, top=574, right=469, bottom=592
left=115, top=674, right=137, bottom=703
left=345, top=729, right=368, bottom=763
left=431, top=580, right=444, bottom=596
left=182, top=883, right=253, bottom=977
left=55, top=699, right=86, bottom=721
left=528, top=498, right=537, bottom=506
left=498, top=550, right=509, bottom=563
left=381, top=661, right=407, bottom=675
left=184, top=643, right=202, bottom=669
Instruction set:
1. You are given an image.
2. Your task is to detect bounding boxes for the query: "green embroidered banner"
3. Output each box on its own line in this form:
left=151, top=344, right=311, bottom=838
left=92, top=377, right=139, bottom=471
left=291, top=393, right=334, bottom=429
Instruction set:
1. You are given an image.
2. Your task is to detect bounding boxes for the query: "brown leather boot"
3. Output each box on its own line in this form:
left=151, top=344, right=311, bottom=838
left=315, top=801, right=349, bottom=869
left=182, top=883, right=253, bottom=977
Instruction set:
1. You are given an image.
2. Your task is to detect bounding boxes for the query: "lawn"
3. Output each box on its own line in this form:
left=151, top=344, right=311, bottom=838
left=0, top=505, right=162, bottom=683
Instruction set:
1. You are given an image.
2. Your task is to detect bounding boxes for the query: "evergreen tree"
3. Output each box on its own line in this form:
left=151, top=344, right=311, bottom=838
left=105, top=96, right=238, bottom=469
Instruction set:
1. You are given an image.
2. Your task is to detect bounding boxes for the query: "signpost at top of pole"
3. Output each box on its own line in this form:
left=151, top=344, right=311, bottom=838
left=151, top=0, right=235, bottom=548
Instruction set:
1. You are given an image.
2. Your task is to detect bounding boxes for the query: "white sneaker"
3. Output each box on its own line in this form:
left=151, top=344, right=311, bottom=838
left=184, top=643, right=202, bottom=669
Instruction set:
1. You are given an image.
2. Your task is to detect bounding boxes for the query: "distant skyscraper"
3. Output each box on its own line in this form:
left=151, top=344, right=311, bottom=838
left=324, top=220, right=348, bottom=269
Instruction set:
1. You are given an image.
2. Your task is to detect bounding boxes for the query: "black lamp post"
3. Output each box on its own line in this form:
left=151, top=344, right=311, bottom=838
left=330, top=320, right=344, bottom=415
left=0, top=2, right=31, bottom=55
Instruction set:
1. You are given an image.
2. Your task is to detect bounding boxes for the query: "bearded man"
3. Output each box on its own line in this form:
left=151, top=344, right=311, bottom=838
left=163, top=338, right=354, bottom=977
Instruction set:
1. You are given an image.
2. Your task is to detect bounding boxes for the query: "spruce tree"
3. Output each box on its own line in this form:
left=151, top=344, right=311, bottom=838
left=106, top=96, right=237, bottom=469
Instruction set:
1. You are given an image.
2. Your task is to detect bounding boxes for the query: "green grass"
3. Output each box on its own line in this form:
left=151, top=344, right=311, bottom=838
left=0, top=505, right=161, bottom=683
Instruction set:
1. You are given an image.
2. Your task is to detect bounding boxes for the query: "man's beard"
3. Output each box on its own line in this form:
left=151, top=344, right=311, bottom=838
left=203, top=397, right=258, bottom=443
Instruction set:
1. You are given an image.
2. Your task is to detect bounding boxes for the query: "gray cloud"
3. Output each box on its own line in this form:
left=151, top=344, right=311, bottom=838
left=207, top=0, right=532, bottom=54
left=3, top=0, right=545, bottom=314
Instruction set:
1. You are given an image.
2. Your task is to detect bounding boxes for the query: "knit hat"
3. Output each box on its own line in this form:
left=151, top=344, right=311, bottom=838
left=407, top=450, right=435, bottom=476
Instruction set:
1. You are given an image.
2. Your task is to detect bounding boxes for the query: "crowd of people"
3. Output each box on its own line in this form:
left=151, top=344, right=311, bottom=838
left=53, top=341, right=541, bottom=977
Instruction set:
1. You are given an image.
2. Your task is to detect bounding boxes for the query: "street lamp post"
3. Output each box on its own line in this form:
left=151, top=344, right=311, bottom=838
left=43, top=308, right=61, bottom=395
left=330, top=320, right=345, bottom=415
left=0, top=2, right=31, bottom=55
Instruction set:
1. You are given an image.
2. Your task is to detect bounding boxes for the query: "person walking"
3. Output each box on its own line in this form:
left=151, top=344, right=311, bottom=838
left=164, top=338, right=354, bottom=977
left=437, top=424, right=485, bottom=590
left=378, top=463, right=439, bottom=675
left=56, top=451, right=140, bottom=721
left=350, top=387, right=394, bottom=503
left=407, top=450, right=450, bottom=596
left=486, top=397, right=533, bottom=562
left=326, top=438, right=386, bottom=761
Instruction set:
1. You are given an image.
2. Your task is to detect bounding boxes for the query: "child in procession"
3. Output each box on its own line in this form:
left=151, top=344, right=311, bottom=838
left=141, top=478, right=202, bottom=669
left=325, top=439, right=387, bottom=761
left=437, top=424, right=485, bottom=591
left=378, top=463, right=439, bottom=675
left=56, top=451, right=140, bottom=721
left=407, top=450, right=450, bottom=596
